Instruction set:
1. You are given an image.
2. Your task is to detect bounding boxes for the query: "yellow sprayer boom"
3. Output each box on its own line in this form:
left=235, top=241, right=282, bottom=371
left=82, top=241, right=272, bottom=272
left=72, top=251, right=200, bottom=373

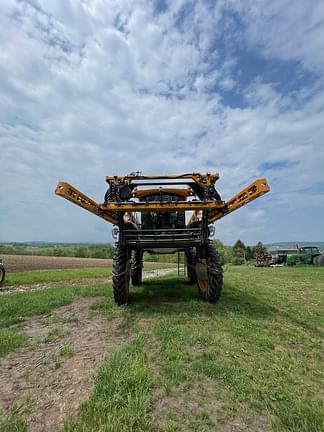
left=55, top=172, right=269, bottom=305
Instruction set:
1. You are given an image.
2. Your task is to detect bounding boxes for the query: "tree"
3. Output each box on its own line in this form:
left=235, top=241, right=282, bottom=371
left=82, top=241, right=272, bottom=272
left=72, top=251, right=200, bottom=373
left=75, top=246, right=88, bottom=258
left=254, top=241, right=267, bottom=257
left=53, top=247, right=65, bottom=257
left=232, top=240, right=246, bottom=265
left=213, top=239, right=226, bottom=264
left=245, top=246, right=253, bottom=261
left=212, top=239, right=237, bottom=264
left=233, top=240, right=246, bottom=251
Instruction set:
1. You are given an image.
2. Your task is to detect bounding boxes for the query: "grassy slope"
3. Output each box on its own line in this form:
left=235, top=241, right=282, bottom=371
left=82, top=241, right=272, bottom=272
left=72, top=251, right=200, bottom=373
left=3, top=262, right=174, bottom=286
left=4, top=268, right=112, bottom=286
left=0, top=266, right=323, bottom=431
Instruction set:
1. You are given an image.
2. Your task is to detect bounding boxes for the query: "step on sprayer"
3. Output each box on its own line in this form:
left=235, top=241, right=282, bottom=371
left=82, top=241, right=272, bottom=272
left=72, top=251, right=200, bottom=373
left=55, top=173, right=270, bottom=305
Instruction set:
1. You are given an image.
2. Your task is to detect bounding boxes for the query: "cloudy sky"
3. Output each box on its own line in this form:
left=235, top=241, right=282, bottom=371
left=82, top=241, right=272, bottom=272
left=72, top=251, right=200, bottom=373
left=1, top=0, right=324, bottom=245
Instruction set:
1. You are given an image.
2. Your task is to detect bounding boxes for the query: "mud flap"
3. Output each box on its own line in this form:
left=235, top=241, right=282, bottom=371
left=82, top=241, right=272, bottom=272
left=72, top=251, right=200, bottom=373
left=196, top=259, right=208, bottom=294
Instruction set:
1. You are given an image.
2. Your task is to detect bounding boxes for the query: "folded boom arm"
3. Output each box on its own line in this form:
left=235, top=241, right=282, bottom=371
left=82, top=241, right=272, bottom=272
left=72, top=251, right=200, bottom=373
left=55, top=182, right=118, bottom=224
left=208, top=178, right=269, bottom=223
left=55, top=177, right=269, bottom=224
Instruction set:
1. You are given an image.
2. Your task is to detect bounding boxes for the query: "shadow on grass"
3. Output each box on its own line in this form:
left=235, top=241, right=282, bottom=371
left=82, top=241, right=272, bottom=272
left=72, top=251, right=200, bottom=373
left=127, top=277, right=278, bottom=320
left=125, top=277, right=323, bottom=337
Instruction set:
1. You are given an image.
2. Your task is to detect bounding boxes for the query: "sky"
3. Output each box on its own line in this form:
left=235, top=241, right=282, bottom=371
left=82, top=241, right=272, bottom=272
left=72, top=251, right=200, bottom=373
left=0, top=0, right=324, bottom=245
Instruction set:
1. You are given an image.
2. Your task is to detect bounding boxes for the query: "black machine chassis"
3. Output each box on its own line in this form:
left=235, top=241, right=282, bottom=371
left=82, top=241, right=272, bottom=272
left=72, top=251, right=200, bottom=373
left=118, top=210, right=210, bottom=250
left=111, top=211, right=224, bottom=305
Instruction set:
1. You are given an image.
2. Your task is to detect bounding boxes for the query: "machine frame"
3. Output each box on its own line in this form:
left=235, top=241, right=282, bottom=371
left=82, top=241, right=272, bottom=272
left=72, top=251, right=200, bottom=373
left=55, top=172, right=270, bottom=305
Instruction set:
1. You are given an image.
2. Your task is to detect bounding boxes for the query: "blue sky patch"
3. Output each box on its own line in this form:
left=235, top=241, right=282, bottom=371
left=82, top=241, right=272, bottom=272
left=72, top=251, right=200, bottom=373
left=260, top=160, right=299, bottom=171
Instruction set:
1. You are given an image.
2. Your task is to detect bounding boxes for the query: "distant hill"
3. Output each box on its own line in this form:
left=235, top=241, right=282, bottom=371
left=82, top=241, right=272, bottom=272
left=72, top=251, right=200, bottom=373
left=266, top=241, right=324, bottom=250
left=2, top=240, right=324, bottom=250
left=0, top=241, right=109, bottom=246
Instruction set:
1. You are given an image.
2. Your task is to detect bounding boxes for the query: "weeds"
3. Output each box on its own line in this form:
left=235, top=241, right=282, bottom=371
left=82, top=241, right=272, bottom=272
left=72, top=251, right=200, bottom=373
left=60, top=344, right=75, bottom=358
left=43, top=328, right=65, bottom=343
left=0, top=329, right=28, bottom=357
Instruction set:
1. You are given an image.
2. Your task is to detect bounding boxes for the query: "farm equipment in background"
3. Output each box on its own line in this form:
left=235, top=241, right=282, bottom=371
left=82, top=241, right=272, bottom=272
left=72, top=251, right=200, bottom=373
left=0, top=259, right=5, bottom=287
left=267, top=247, right=299, bottom=265
left=286, top=246, right=324, bottom=266
left=255, top=251, right=272, bottom=267
left=55, top=172, right=270, bottom=305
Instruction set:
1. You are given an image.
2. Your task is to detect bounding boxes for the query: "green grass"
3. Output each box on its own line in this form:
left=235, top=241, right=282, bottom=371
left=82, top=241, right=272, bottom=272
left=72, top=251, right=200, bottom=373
left=0, top=410, right=27, bottom=432
left=0, top=262, right=175, bottom=357
left=0, top=283, right=109, bottom=329
left=0, top=283, right=110, bottom=358
left=60, top=344, right=75, bottom=358
left=4, top=262, right=174, bottom=287
left=4, top=268, right=112, bottom=286
left=0, top=394, right=34, bottom=432
left=84, top=266, right=324, bottom=431
left=43, top=328, right=66, bottom=343
left=0, top=329, right=28, bottom=357
left=63, top=336, right=152, bottom=432
left=1, top=266, right=323, bottom=431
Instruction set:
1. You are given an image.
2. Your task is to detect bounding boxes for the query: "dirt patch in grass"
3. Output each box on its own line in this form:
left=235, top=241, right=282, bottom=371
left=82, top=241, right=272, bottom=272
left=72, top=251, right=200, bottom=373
left=151, top=376, right=221, bottom=430
left=0, top=276, right=111, bottom=295
left=0, top=297, right=128, bottom=431
left=151, top=380, right=271, bottom=432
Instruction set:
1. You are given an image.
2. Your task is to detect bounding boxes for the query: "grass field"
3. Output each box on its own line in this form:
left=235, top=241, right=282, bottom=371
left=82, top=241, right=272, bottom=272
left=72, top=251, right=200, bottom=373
left=3, top=261, right=174, bottom=286
left=0, top=266, right=323, bottom=431
left=3, top=268, right=112, bottom=286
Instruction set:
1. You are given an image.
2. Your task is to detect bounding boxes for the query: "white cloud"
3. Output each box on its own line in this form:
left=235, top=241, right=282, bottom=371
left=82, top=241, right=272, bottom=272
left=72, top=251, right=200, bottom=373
left=0, top=0, right=324, bottom=244
left=228, top=0, right=324, bottom=73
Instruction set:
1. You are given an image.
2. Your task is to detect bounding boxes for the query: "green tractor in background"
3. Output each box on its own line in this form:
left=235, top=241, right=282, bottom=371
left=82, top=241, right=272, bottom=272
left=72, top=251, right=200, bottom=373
left=287, top=246, right=324, bottom=266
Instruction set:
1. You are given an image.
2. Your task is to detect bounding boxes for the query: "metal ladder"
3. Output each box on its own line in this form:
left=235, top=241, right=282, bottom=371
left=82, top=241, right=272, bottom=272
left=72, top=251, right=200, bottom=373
left=177, top=250, right=186, bottom=277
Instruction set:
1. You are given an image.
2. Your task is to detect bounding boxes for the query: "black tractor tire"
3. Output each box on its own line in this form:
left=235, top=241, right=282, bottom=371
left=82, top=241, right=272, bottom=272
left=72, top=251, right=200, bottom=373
left=197, top=244, right=223, bottom=303
left=131, top=250, right=143, bottom=286
left=112, top=246, right=130, bottom=305
left=314, top=254, right=324, bottom=266
left=186, top=248, right=197, bottom=284
left=0, top=263, right=5, bottom=287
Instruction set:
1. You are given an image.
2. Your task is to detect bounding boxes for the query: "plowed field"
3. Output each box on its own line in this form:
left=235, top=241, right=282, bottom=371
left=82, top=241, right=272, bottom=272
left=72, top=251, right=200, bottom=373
left=1, top=255, right=112, bottom=273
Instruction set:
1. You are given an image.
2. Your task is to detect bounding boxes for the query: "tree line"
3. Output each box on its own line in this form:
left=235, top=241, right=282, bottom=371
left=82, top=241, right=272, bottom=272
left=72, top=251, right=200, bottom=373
left=0, top=240, right=267, bottom=264
left=213, top=239, right=267, bottom=265
left=0, top=244, right=116, bottom=259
